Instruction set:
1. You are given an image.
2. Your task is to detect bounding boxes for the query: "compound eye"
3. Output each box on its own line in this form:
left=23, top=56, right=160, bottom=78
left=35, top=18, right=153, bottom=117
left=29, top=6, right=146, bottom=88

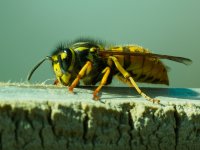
left=58, top=52, right=69, bottom=72
left=61, top=58, right=68, bottom=71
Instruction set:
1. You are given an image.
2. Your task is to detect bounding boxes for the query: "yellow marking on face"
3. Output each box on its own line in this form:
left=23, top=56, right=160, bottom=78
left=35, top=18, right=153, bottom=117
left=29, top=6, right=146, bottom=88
left=61, top=52, right=67, bottom=60
left=51, top=55, right=62, bottom=77
left=61, top=73, right=71, bottom=85
left=52, top=55, right=58, bottom=61
left=53, top=62, right=62, bottom=77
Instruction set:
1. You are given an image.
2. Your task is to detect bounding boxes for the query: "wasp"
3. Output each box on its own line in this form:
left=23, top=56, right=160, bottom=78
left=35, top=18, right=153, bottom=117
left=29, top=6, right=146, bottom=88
left=27, top=38, right=192, bottom=103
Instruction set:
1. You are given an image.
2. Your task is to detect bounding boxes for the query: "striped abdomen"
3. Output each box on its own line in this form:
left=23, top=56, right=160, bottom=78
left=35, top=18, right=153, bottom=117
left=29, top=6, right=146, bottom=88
left=110, top=45, right=169, bottom=85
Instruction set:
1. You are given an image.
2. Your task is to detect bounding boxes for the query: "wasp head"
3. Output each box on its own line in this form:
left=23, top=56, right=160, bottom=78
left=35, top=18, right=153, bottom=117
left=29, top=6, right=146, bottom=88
left=27, top=48, right=75, bottom=86
left=51, top=48, right=75, bottom=85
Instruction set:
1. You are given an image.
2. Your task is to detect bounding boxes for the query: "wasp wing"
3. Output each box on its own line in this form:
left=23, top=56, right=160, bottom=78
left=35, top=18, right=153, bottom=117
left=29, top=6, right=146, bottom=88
left=99, top=50, right=192, bottom=65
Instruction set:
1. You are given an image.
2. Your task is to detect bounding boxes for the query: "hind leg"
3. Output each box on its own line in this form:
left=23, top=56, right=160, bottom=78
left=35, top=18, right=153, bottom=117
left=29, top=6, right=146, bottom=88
left=108, top=56, right=160, bottom=103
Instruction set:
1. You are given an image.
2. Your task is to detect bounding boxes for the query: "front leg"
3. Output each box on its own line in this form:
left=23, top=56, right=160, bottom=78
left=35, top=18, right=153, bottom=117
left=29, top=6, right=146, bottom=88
left=69, top=61, right=92, bottom=92
left=93, top=66, right=111, bottom=100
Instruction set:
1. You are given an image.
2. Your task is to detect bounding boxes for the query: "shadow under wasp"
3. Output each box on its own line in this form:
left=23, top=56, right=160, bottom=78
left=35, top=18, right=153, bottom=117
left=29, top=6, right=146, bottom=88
left=27, top=38, right=192, bottom=103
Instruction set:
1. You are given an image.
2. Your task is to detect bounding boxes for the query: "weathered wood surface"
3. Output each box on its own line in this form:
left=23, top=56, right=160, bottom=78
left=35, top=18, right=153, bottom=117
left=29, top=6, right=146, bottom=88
left=0, top=82, right=200, bottom=150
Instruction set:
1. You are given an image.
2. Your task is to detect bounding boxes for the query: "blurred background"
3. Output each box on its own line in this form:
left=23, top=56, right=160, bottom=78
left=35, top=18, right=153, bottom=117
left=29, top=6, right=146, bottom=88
left=0, top=0, right=199, bottom=87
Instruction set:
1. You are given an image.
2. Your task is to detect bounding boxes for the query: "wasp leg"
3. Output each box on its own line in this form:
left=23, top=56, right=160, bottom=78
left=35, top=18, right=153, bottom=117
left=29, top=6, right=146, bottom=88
left=54, top=79, right=59, bottom=85
left=108, top=56, right=160, bottom=103
left=69, top=61, right=92, bottom=92
left=93, top=67, right=111, bottom=101
left=115, top=75, right=132, bottom=86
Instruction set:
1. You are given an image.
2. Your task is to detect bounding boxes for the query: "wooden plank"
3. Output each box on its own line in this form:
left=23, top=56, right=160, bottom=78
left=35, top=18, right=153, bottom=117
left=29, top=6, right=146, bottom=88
left=0, top=82, right=200, bottom=150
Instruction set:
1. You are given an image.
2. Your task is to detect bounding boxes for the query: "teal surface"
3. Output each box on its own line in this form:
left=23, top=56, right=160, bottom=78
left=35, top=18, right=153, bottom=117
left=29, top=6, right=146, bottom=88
left=0, top=83, right=199, bottom=103
left=0, top=1, right=199, bottom=87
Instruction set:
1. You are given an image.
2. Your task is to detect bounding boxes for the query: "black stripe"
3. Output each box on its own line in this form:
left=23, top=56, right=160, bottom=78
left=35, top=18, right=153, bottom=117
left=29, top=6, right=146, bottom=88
left=65, top=48, right=72, bottom=67
left=135, top=56, right=145, bottom=81
left=137, top=74, right=146, bottom=81
left=141, top=56, right=145, bottom=72
left=151, top=78, right=161, bottom=83
left=123, top=47, right=131, bottom=69
left=143, top=59, right=155, bottom=82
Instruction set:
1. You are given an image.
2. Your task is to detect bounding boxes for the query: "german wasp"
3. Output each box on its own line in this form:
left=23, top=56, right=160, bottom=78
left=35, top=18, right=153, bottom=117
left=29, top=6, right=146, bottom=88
left=27, top=38, right=192, bottom=103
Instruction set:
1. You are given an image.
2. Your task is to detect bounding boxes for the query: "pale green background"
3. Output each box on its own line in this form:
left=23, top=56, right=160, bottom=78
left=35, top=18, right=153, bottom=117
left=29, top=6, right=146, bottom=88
left=0, top=0, right=199, bottom=87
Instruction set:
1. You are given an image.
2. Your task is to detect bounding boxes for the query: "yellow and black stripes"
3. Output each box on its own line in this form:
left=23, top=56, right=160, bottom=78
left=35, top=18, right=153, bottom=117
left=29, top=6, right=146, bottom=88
left=106, top=45, right=169, bottom=85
